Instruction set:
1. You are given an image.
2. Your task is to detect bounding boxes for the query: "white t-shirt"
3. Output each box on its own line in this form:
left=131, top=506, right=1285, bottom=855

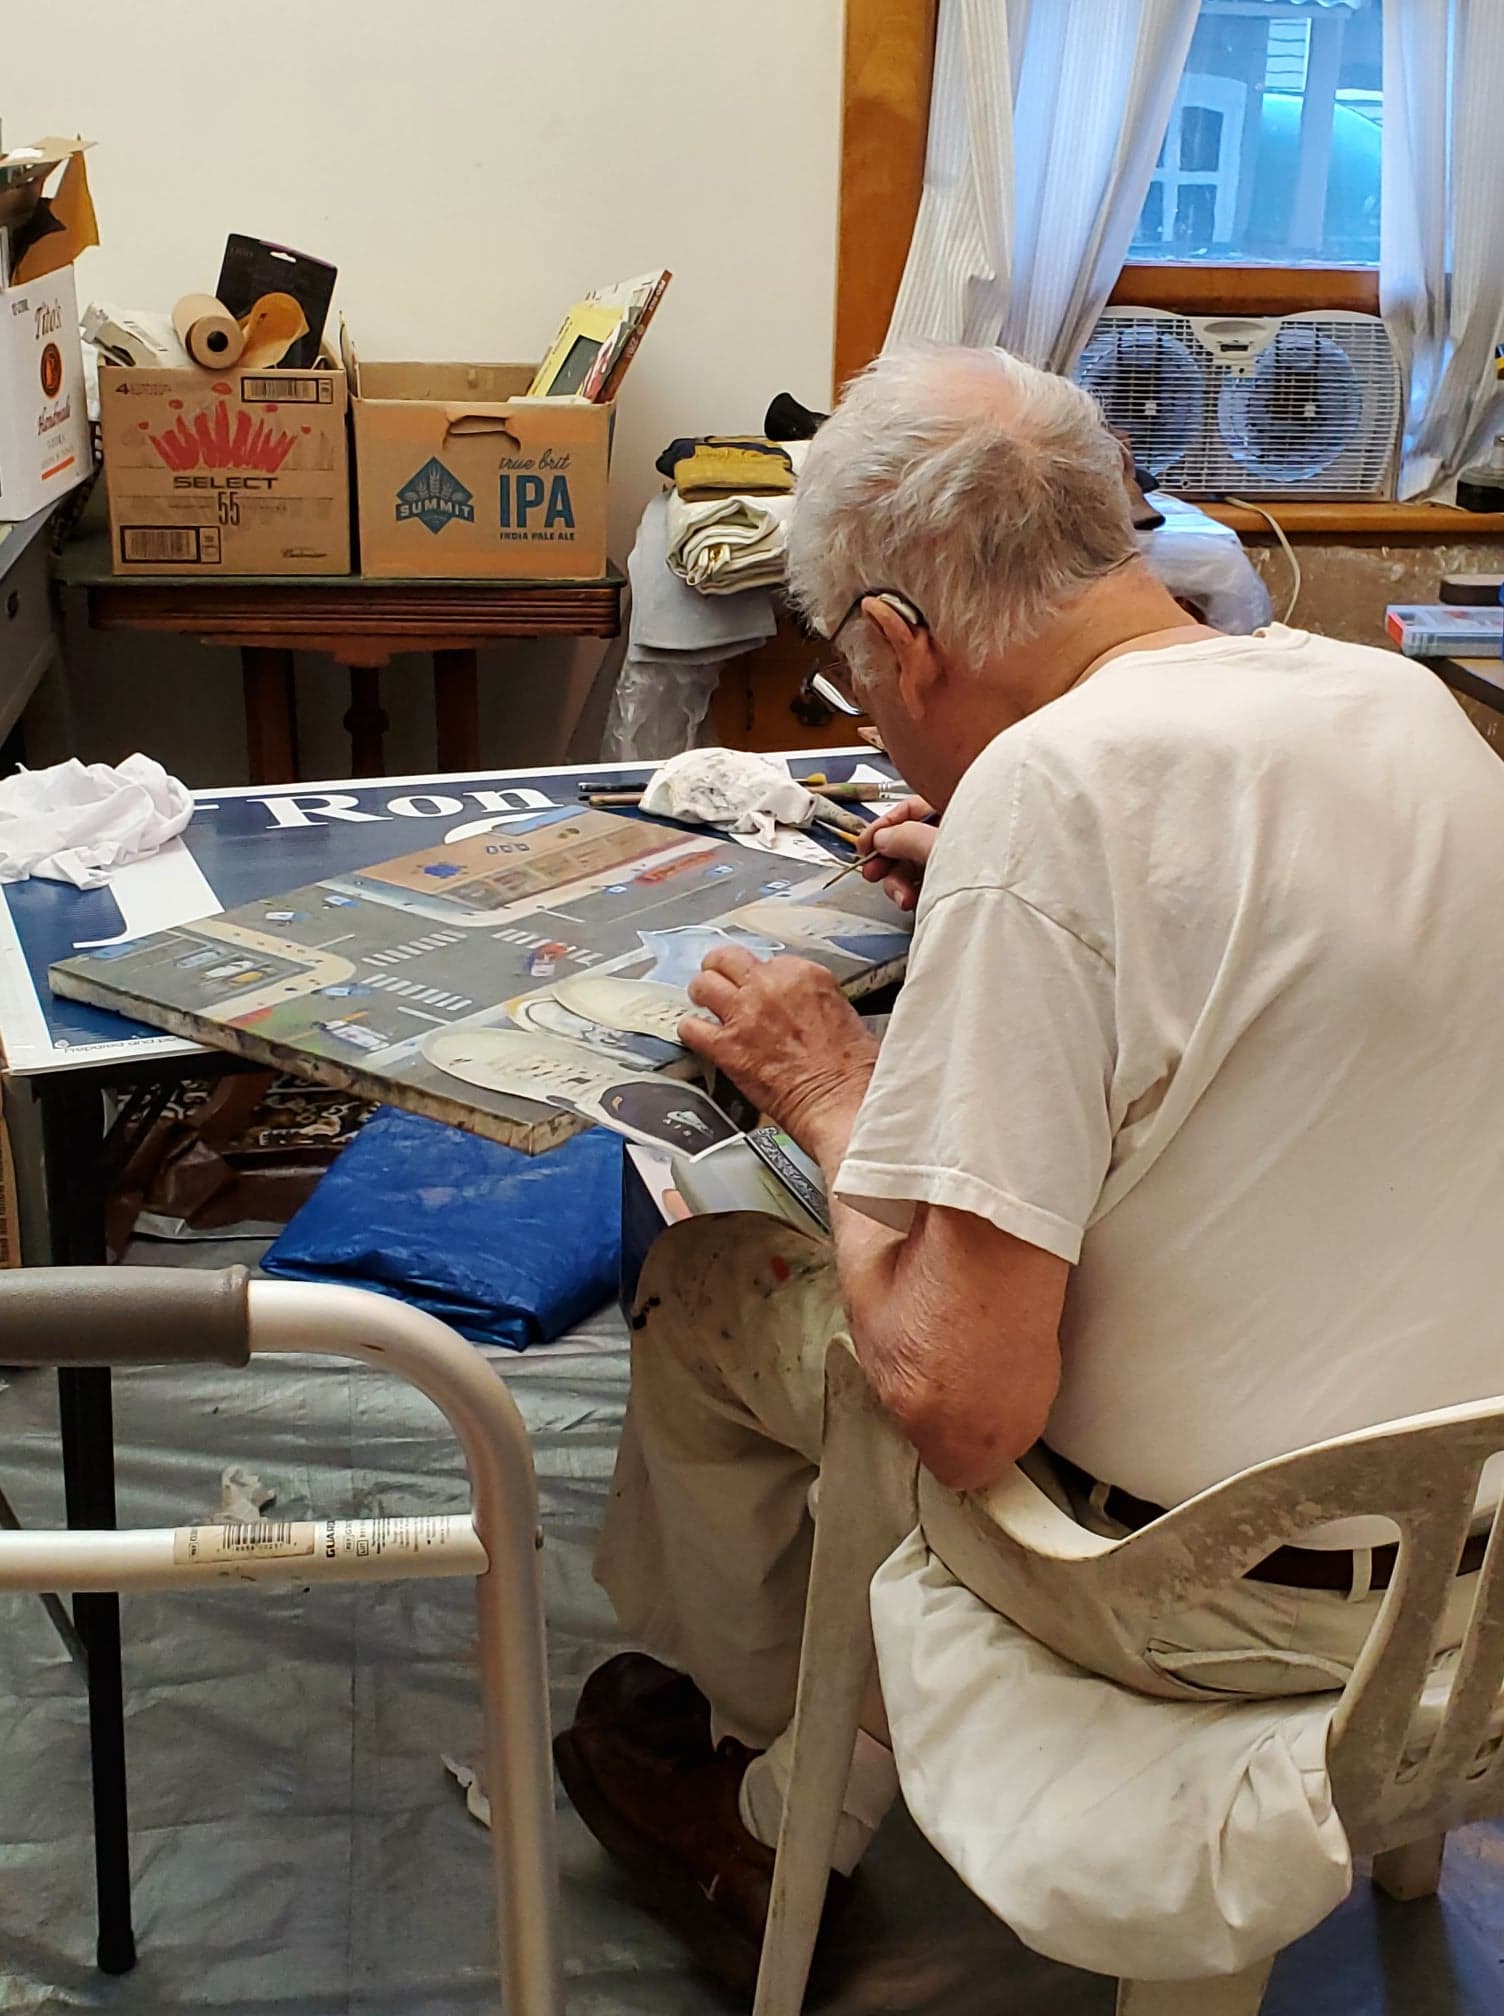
left=837, top=626, right=1504, bottom=1522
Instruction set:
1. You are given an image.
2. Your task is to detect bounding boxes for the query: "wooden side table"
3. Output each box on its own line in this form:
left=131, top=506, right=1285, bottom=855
left=55, top=531, right=624, bottom=784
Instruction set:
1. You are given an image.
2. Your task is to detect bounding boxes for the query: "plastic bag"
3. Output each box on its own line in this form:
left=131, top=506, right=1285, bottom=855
left=602, top=652, right=730, bottom=761
left=1141, top=493, right=1272, bottom=632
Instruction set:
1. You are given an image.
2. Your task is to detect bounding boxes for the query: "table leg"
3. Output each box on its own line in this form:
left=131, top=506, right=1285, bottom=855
left=343, top=666, right=389, bottom=776
left=241, top=646, right=299, bottom=785
left=7, top=1072, right=136, bottom=1974
left=58, top=1368, right=136, bottom=1974
left=434, top=648, right=480, bottom=771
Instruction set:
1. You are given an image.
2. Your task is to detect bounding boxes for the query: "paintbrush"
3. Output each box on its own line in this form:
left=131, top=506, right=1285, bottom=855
left=817, top=853, right=866, bottom=891
left=588, top=787, right=868, bottom=832
left=582, top=778, right=910, bottom=806
left=802, top=779, right=911, bottom=803
left=819, top=808, right=939, bottom=890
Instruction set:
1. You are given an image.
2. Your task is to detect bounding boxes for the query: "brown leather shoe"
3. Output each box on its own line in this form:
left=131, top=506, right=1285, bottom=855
left=557, top=1718, right=835, bottom=1994
left=574, top=1652, right=712, bottom=1758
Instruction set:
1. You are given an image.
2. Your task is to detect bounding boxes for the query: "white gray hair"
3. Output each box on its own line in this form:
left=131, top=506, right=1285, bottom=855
left=787, top=346, right=1137, bottom=675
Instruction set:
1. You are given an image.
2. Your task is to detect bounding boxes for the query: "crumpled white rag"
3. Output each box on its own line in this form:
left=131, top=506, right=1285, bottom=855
left=0, top=754, right=193, bottom=889
left=640, top=747, right=815, bottom=843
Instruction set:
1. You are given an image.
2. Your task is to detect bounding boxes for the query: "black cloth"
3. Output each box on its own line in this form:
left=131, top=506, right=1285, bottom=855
left=764, top=392, right=828, bottom=442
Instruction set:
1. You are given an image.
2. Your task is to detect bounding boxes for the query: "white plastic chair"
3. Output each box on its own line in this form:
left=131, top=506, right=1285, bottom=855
left=754, top=1348, right=1504, bottom=2016
left=0, top=1266, right=563, bottom=2016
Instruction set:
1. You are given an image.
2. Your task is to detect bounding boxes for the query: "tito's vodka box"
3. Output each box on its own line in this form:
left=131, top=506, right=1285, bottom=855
left=0, top=261, right=92, bottom=521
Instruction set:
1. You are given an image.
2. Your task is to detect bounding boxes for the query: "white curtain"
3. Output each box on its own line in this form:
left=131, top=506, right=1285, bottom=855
left=1381, top=0, right=1504, bottom=497
left=886, top=0, right=1199, bottom=372
left=886, top=0, right=1024, bottom=349
left=1003, top=1, right=1199, bottom=370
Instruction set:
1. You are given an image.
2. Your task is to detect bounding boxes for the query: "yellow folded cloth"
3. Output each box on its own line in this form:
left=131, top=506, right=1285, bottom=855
left=671, top=437, right=795, bottom=499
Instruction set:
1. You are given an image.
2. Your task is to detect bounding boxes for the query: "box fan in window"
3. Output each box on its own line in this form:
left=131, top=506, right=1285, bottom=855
left=1072, top=308, right=1400, bottom=500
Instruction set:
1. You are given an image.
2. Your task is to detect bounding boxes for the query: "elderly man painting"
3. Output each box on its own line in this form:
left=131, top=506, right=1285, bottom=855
left=554, top=346, right=1504, bottom=1983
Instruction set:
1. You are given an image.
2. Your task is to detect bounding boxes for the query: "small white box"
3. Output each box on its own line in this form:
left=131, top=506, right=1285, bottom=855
left=0, top=262, right=92, bottom=522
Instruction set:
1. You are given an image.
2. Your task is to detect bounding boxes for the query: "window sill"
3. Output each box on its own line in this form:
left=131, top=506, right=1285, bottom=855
left=1111, top=266, right=1379, bottom=316
left=1194, top=500, right=1504, bottom=542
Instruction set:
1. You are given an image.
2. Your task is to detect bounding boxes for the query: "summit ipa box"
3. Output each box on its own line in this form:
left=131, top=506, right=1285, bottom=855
left=98, top=357, right=349, bottom=574
left=344, top=330, right=611, bottom=580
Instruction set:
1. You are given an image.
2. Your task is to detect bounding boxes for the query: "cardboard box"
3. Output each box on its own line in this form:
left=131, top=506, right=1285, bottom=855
left=0, top=137, right=100, bottom=288
left=98, top=358, right=349, bottom=574
left=0, top=261, right=92, bottom=522
left=345, top=335, right=611, bottom=580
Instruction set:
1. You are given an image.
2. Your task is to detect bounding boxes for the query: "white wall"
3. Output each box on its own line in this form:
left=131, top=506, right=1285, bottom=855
left=6, top=1, right=844, bottom=780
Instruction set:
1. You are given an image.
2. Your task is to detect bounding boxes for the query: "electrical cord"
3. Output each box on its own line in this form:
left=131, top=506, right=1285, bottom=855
left=1226, top=495, right=1302, bottom=624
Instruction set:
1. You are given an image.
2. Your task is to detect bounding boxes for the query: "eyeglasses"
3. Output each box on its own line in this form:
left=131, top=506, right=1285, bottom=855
left=804, top=589, right=927, bottom=720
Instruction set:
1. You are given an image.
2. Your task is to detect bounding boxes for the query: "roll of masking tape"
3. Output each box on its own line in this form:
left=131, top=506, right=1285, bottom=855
left=1455, top=468, right=1504, bottom=515
left=172, top=293, right=245, bottom=369
left=1439, top=572, right=1504, bottom=606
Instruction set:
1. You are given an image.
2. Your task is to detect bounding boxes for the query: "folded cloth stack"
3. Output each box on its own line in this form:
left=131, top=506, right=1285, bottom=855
left=655, top=431, right=809, bottom=594
left=605, top=399, right=825, bottom=755
left=0, top=753, right=193, bottom=889
left=626, top=493, right=778, bottom=655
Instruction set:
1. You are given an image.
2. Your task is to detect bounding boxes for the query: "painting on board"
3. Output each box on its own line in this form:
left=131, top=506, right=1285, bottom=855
left=49, top=808, right=913, bottom=1151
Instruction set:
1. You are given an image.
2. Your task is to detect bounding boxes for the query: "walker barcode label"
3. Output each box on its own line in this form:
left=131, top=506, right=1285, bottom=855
left=121, top=526, right=203, bottom=564
left=174, top=1520, right=316, bottom=1565
left=242, top=376, right=327, bottom=402
left=224, top=1521, right=296, bottom=1551
left=171, top=1515, right=475, bottom=1569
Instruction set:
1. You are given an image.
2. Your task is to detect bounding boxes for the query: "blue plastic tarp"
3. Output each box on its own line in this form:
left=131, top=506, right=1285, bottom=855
left=262, top=1107, right=623, bottom=1349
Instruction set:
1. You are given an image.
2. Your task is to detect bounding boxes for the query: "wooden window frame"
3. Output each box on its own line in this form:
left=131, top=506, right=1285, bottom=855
left=835, top=0, right=940, bottom=390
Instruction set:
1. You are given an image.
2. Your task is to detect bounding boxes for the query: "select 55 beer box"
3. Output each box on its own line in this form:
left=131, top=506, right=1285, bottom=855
left=98, top=359, right=349, bottom=574
left=0, top=262, right=92, bottom=522
left=344, top=332, right=611, bottom=580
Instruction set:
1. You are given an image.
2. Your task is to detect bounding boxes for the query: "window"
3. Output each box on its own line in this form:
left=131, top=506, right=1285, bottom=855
left=1130, top=0, right=1383, bottom=268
